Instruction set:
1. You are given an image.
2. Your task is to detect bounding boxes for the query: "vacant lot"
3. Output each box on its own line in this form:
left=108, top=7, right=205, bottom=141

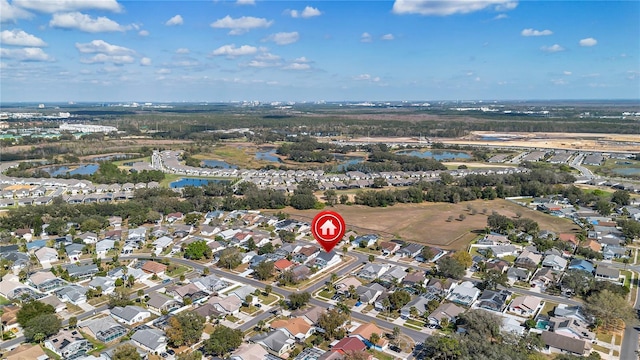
left=284, top=199, right=580, bottom=251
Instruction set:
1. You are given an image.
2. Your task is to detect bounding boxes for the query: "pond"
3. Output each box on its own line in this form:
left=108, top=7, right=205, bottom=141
left=255, top=149, right=282, bottom=163
left=335, top=156, right=365, bottom=171
left=90, top=154, right=136, bottom=162
left=396, top=150, right=471, bottom=161
left=613, top=168, right=640, bottom=176
left=170, top=178, right=230, bottom=188
left=42, top=166, right=70, bottom=177
left=69, top=164, right=100, bottom=175
left=202, top=159, right=238, bottom=169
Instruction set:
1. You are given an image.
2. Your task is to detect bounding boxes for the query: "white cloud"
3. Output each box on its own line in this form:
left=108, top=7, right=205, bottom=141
left=236, top=0, right=255, bottom=5
left=0, top=47, right=52, bottom=61
left=627, top=71, right=639, bottom=80
left=287, top=6, right=322, bottom=18
left=392, top=0, right=517, bottom=16
left=493, top=13, right=508, bottom=20
left=165, top=14, right=183, bottom=26
left=541, top=44, right=564, bottom=53
left=551, top=78, right=567, bottom=85
left=360, top=32, right=372, bottom=43
left=256, top=52, right=280, bottom=61
left=246, top=60, right=279, bottom=68
left=521, top=28, right=552, bottom=36
left=1, top=29, right=46, bottom=46
left=156, top=68, right=171, bottom=74
left=80, top=53, right=134, bottom=64
left=211, top=44, right=258, bottom=57
left=294, top=56, right=310, bottom=63
left=50, top=12, right=128, bottom=33
left=563, top=71, right=572, bottom=75
left=283, top=62, right=310, bottom=70
left=176, top=48, right=189, bottom=54
left=263, top=31, right=299, bottom=45
left=579, top=37, right=597, bottom=47
left=210, top=15, right=272, bottom=35
left=75, top=40, right=134, bottom=55
left=13, top=0, right=122, bottom=13
left=140, top=57, right=151, bottom=66
left=353, top=74, right=380, bottom=82
left=1, top=0, right=33, bottom=23
left=381, top=33, right=394, bottom=40
left=138, top=30, right=149, bottom=36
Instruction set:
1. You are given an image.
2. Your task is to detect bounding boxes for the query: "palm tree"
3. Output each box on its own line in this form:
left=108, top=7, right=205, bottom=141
left=369, top=333, right=380, bottom=347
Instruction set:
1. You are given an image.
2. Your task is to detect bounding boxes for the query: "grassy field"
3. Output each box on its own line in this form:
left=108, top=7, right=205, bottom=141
left=192, top=144, right=272, bottom=169
left=283, top=199, right=580, bottom=250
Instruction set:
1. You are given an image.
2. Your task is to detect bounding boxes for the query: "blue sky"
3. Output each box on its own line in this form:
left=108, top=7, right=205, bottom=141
left=1, top=0, right=638, bottom=102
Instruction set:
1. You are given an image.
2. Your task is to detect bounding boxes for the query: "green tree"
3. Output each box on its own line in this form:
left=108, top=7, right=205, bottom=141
left=257, top=243, right=274, bottom=255
left=369, top=332, right=381, bottom=346
left=254, top=261, right=274, bottom=281
left=480, top=270, right=509, bottom=290
left=166, top=311, right=205, bottom=347
left=388, top=290, right=411, bottom=310
left=452, top=251, right=473, bottom=268
left=586, top=289, right=636, bottom=331
left=184, top=240, right=212, bottom=260
left=23, top=313, right=61, bottom=342
left=177, top=351, right=203, bottom=360
left=437, top=256, right=466, bottom=279
left=108, top=287, right=134, bottom=308
left=611, top=190, right=631, bottom=206
left=202, top=325, right=243, bottom=356
left=115, top=278, right=124, bottom=287
left=595, top=200, right=612, bottom=216
left=288, top=291, right=311, bottom=310
left=420, top=247, right=435, bottom=262
left=17, top=301, right=55, bottom=328
left=317, top=308, right=348, bottom=340
left=68, top=316, right=77, bottom=329
left=340, top=194, right=349, bottom=204
left=368, top=254, right=375, bottom=262
left=422, top=335, right=465, bottom=360
left=264, top=284, right=272, bottom=295
left=324, top=189, right=338, bottom=206
left=184, top=213, right=203, bottom=226
left=217, top=248, right=242, bottom=269
left=112, top=344, right=141, bottom=360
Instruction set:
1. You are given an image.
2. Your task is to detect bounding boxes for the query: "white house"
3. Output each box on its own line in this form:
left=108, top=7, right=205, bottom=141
left=447, top=281, right=481, bottom=307
left=110, top=305, right=151, bottom=326
left=96, top=239, right=115, bottom=259
left=153, top=236, right=173, bottom=255
left=508, top=295, right=542, bottom=317
left=542, top=255, right=568, bottom=271
left=35, top=247, right=58, bottom=268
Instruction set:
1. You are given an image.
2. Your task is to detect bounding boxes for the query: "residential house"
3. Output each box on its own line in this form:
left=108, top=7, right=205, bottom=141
left=65, top=243, right=85, bottom=262
left=530, top=267, right=560, bottom=290
left=131, top=328, right=167, bottom=354
left=508, top=295, right=542, bottom=317
left=141, top=260, right=167, bottom=275
left=78, top=232, right=98, bottom=244
left=475, top=290, right=510, bottom=312
left=55, top=285, right=88, bottom=304
left=108, top=216, right=122, bottom=228
left=192, top=274, right=228, bottom=292
left=82, top=317, right=127, bottom=343
left=67, top=264, right=99, bottom=279
left=230, top=343, right=269, bottom=360
left=558, top=233, right=579, bottom=249
left=250, top=329, right=295, bottom=356
left=380, top=265, right=408, bottom=283
left=147, top=291, right=181, bottom=313
left=127, top=226, right=147, bottom=243
left=549, top=316, right=595, bottom=340
left=34, top=247, right=58, bottom=267
left=110, top=305, right=151, bottom=325
left=602, top=245, right=628, bottom=260
left=416, top=247, right=446, bottom=263
left=169, top=283, right=201, bottom=301
left=293, top=246, right=320, bottom=264
left=153, top=236, right=173, bottom=255
left=581, top=239, right=602, bottom=253
left=348, top=323, right=388, bottom=349
left=3, top=344, right=48, bottom=360
left=357, top=263, right=390, bottom=280
left=335, top=277, right=361, bottom=295
left=104, top=229, right=123, bottom=241
left=207, top=296, right=242, bottom=315
left=554, top=304, right=589, bottom=322
left=542, top=254, right=568, bottom=271
left=249, top=255, right=267, bottom=269
left=514, top=250, right=542, bottom=269
left=447, top=281, right=481, bottom=307
left=427, top=303, right=465, bottom=328
left=313, top=251, right=341, bottom=269
left=379, top=241, right=401, bottom=256
left=568, top=259, right=594, bottom=274
left=166, top=212, right=184, bottom=223
left=88, top=277, right=116, bottom=295
left=400, top=295, right=433, bottom=319
left=44, top=329, right=91, bottom=359
left=506, top=267, right=529, bottom=285
left=200, top=225, right=219, bottom=237
left=274, top=258, right=294, bottom=272
left=291, top=265, right=311, bottom=282
left=402, top=272, right=426, bottom=287
left=29, top=272, right=64, bottom=292
left=478, top=233, right=509, bottom=245
left=0, top=305, right=21, bottom=331
left=271, top=317, right=314, bottom=341
left=490, top=244, right=519, bottom=258
left=241, top=251, right=258, bottom=264
left=14, top=228, right=33, bottom=242
left=352, top=234, right=378, bottom=248
left=328, top=337, right=367, bottom=357
left=397, top=243, right=424, bottom=258
left=541, top=331, right=592, bottom=356
left=425, top=278, right=457, bottom=298
left=96, top=239, right=115, bottom=259
left=485, top=259, right=510, bottom=273
left=595, top=265, right=621, bottom=282
left=356, top=283, right=386, bottom=304
left=292, top=306, right=326, bottom=326
left=229, top=285, right=257, bottom=303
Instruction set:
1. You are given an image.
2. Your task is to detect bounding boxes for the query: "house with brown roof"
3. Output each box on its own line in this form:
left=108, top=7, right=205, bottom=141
left=379, top=241, right=401, bottom=256
left=291, top=265, right=311, bottom=282
left=292, top=305, right=326, bottom=325
left=3, top=344, right=48, bottom=360
left=274, top=258, right=294, bottom=272
left=0, top=304, right=21, bottom=330
left=327, top=337, right=369, bottom=358
left=348, top=323, right=388, bottom=349
left=508, top=295, right=542, bottom=317
left=270, top=317, right=314, bottom=340
left=207, top=296, right=242, bottom=315
left=541, top=331, right=592, bottom=356
left=427, top=302, right=465, bottom=328
left=558, top=233, right=579, bottom=248
left=335, top=277, right=362, bottom=295
left=514, top=249, right=542, bottom=270
left=582, top=239, right=602, bottom=253
left=141, top=260, right=167, bottom=275
left=402, top=271, right=427, bottom=287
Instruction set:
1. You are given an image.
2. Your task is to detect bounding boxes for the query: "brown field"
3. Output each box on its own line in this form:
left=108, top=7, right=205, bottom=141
left=282, top=199, right=580, bottom=251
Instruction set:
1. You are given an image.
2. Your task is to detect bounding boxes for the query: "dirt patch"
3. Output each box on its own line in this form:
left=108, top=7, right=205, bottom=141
left=282, top=199, right=579, bottom=251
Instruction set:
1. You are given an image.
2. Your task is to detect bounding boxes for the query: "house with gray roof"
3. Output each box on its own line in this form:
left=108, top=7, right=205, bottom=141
left=397, top=243, right=424, bottom=258
left=229, top=285, right=257, bottom=303
left=427, top=303, right=465, bottom=328
left=67, top=264, right=99, bottom=279
left=192, top=274, right=228, bottom=292
left=44, top=329, right=91, bottom=359
left=380, top=265, right=408, bottom=283
left=55, top=285, right=87, bottom=305
left=250, top=329, right=295, bottom=356
left=400, top=295, right=433, bottom=319
left=131, top=328, right=166, bottom=354
left=82, top=317, right=127, bottom=343
left=65, top=243, right=85, bottom=262
left=146, top=292, right=181, bottom=313
left=595, top=265, right=621, bottom=282
left=356, top=283, right=386, bottom=304
left=447, top=281, right=481, bottom=307
left=357, top=263, right=390, bottom=280
left=96, top=239, right=115, bottom=259
left=110, top=305, right=151, bottom=325
left=88, top=277, right=115, bottom=295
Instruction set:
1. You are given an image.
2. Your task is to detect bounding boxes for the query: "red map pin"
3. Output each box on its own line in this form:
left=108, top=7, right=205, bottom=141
left=311, top=210, right=346, bottom=252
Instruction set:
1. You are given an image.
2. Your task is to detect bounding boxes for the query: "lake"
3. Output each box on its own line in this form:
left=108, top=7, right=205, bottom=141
left=255, top=149, right=282, bottom=163
left=42, top=164, right=99, bottom=176
left=170, top=178, right=230, bottom=188
left=203, top=159, right=238, bottom=169
left=334, top=155, right=365, bottom=171
left=396, top=150, right=471, bottom=161
left=613, top=168, right=640, bottom=176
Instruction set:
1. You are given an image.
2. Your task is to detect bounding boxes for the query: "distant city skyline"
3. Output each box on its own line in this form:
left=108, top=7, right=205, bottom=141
left=1, top=0, right=639, bottom=102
